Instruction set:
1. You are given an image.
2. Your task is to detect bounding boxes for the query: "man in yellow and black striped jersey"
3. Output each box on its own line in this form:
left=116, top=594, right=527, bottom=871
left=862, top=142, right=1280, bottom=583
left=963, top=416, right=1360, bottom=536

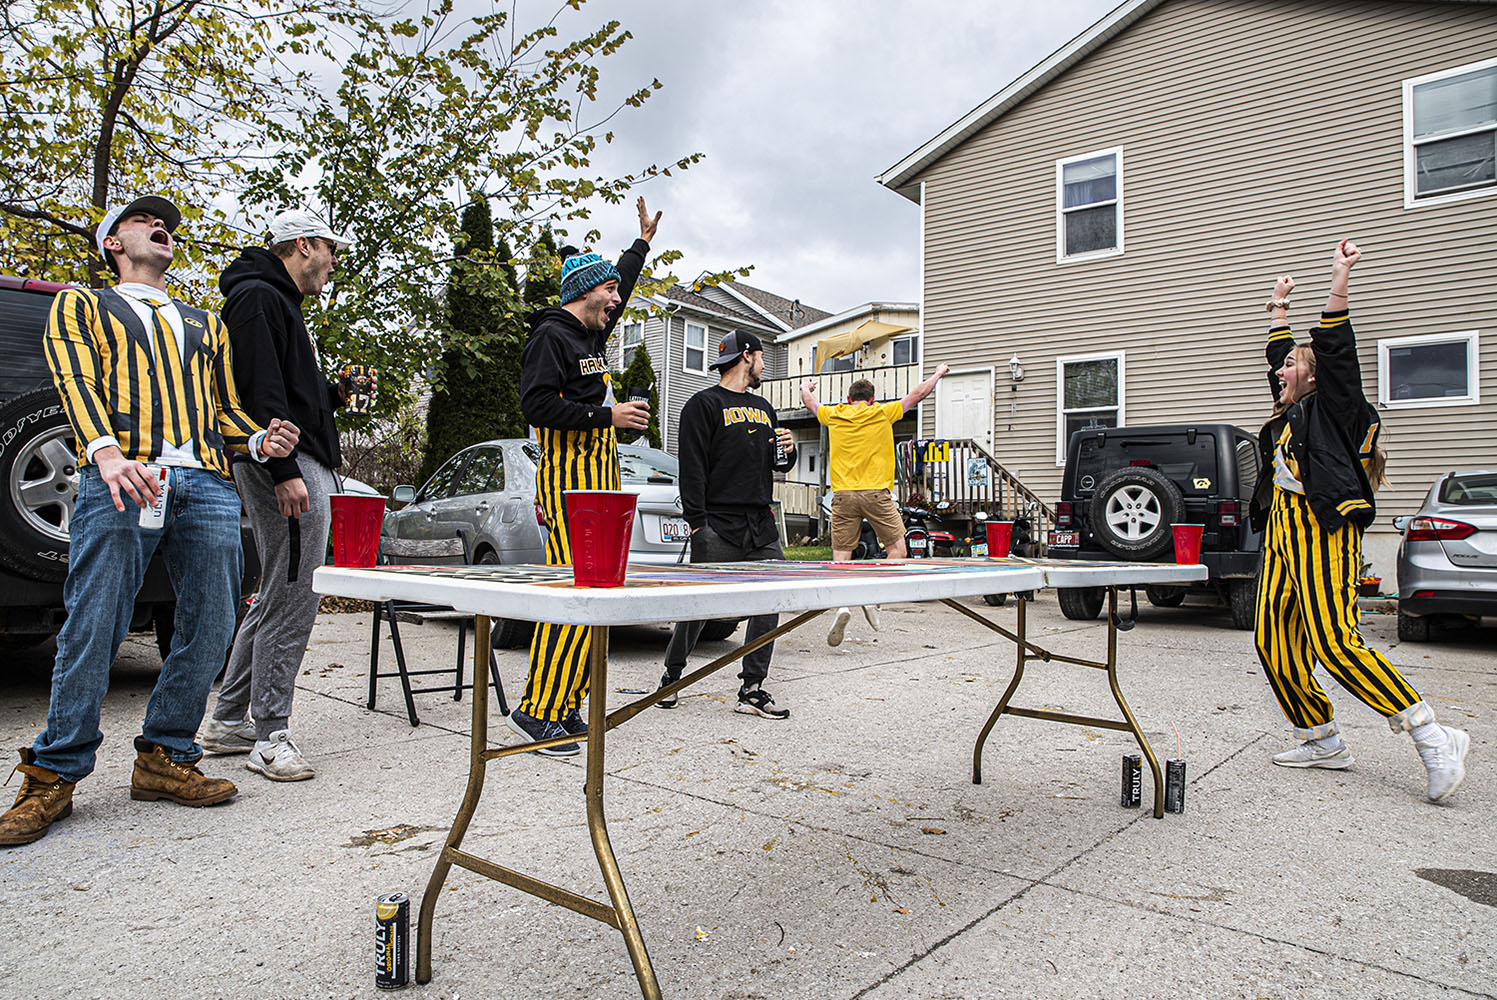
left=506, top=197, right=659, bottom=756
left=0, top=196, right=301, bottom=848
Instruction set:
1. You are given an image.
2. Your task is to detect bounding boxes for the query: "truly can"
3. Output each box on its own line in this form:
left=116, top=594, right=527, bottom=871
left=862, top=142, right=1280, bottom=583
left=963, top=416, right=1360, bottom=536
left=1121, top=753, right=1142, bottom=808
left=137, top=465, right=169, bottom=530
left=1164, top=758, right=1187, bottom=814
left=773, top=430, right=787, bottom=466
left=374, top=891, right=410, bottom=989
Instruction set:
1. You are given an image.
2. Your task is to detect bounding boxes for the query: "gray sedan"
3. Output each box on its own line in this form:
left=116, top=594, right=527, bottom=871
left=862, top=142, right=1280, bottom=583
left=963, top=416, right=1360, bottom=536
left=1392, top=469, right=1497, bottom=641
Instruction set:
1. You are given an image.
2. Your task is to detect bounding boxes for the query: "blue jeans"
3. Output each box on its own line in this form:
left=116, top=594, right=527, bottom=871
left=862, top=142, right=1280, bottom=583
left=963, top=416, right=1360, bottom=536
left=32, top=465, right=244, bottom=782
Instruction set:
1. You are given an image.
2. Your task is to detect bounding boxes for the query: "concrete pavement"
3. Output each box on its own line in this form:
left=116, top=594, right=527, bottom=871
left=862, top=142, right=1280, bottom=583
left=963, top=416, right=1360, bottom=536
left=1, top=594, right=1492, bottom=999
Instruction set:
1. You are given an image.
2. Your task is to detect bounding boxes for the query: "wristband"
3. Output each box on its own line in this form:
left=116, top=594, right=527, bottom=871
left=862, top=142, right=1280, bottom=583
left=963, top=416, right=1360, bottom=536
left=1265, top=298, right=1291, bottom=313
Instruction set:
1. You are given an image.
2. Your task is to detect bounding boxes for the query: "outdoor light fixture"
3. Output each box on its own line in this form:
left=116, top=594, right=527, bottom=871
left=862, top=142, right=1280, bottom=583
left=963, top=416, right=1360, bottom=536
left=1008, top=354, right=1025, bottom=382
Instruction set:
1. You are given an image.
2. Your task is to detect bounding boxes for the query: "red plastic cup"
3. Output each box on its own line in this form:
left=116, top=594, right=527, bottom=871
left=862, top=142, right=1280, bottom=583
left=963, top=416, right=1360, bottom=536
left=330, top=494, right=386, bottom=567
left=1172, top=524, right=1204, bottom=564
left=564, top=490, right=638, bottom=587
left=986, top=520, right=1015, bottom=558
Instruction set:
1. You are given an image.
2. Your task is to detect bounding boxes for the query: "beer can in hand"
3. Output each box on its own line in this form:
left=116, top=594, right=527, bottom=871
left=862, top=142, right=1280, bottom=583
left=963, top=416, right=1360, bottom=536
left=137, top=466, right=169, bottom=530
left=374, top=891, right=410, bottom=989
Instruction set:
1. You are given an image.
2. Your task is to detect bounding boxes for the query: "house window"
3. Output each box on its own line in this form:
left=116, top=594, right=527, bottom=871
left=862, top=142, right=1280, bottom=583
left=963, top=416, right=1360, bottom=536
left=620, top=322, right=644, bottom=366
left=1056, top=148, right=1123, bottom=261
left=891, top=335, right=919, bottom=366
left=684, top=322, right=707, bottom=373
left=814, top=346, right=854, bottom=373
left=1378, top=331, right=1480, bottom=407
left=1405, top=57, right=1497, bottom=206
left=1056, top=352, right=1124, bottom=464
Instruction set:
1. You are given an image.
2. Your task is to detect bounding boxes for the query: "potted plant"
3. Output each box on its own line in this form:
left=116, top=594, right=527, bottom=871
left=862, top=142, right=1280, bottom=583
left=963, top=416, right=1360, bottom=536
left=1358, top=559, right=1382, bottom=597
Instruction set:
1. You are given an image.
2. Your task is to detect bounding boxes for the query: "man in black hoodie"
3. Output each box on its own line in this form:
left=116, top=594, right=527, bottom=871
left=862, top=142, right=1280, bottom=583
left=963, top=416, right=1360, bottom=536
left=202, top=209, right=358, bottom=782
left=506, top=197, right=658, bottom=756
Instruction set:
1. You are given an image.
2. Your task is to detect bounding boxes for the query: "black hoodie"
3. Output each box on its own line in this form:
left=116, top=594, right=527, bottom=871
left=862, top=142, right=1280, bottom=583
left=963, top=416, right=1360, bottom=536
left=218, top=247, right=343, bottom=483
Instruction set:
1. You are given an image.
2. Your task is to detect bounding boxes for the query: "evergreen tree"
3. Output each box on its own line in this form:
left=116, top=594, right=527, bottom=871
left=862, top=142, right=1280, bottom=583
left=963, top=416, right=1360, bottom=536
left=616, top=340, right=661, bottom=449
left=525, top=227, right=561, bottom=306
left=419, top=199, right=524, bottom=483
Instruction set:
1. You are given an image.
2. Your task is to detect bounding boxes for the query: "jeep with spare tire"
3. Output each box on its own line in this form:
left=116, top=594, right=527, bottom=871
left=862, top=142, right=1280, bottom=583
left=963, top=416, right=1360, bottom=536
left=1047, top=423, right=1263, bottom=630
left=0, top=275, right=260, bottom=664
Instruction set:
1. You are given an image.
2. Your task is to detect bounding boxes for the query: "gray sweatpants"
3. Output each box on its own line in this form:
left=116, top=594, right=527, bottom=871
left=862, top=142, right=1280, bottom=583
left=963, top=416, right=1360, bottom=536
left=214, top=455, right=337, bottom=740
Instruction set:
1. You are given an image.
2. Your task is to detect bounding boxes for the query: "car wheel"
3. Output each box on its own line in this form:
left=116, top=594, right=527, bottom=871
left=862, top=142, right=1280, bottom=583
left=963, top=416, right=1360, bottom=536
left=983, top=593, right=1007, bottom=607
left=697, top=619, right=740, bottom=642
left=1089, top=467, right=1186, bottom=561
left=1057, top=587, right=1104, bottom=621
left=476, top=551, right=536, bottom=649
left=1227, top=578, right=1257, bottom=631
left=1397, top=610, right=1431, bottom=642
left=1145, top=585, right=1185, bottom=608
left=0, top=388, right=77, bottom=583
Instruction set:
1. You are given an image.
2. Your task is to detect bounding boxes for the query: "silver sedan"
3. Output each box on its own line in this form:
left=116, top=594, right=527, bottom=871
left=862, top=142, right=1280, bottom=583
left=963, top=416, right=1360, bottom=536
left=1392, top=469, right=1497, bottom=641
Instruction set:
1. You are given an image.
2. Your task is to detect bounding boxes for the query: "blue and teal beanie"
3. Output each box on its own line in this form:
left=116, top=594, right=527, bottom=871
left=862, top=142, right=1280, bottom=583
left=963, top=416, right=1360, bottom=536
left=559, top=252, right=621, bottom=305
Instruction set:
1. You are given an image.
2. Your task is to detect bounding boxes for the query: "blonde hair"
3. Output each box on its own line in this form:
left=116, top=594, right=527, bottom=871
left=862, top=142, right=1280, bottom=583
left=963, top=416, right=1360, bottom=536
left=1269, top=342, right=1388, bottom=489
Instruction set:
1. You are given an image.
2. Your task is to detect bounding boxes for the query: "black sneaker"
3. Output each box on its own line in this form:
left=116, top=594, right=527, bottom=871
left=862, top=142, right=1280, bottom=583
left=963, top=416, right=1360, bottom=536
left=656, top=672, right=679, bottom=710
left=735, top=687, right=788, bottom=720
left=505, top=709, right=580, bottom=756
left=560, top=708, right=587, bottom=737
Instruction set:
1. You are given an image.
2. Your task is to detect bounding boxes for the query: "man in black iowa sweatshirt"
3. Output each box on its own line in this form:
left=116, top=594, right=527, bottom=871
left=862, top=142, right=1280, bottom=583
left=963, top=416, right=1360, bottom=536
left=657, top=329, right=797, bottom=720
left=506, top=197, right=659, bottom=756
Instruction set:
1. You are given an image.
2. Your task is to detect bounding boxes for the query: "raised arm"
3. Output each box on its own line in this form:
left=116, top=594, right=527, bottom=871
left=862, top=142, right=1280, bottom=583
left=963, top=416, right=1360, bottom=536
left=800, top=379, right=820, bottom=416
left=900, top=363, right=951, bottom=412
left=1324, top=238, right=1358, bottom=312
left=1265, top=274, right=1295, bottom=404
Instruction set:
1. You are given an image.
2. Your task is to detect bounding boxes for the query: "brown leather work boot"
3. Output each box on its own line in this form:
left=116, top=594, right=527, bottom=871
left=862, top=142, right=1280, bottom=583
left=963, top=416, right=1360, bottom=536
left=130, top=744, right=237, bottom=806
left=0, top=749, right=77, bottom=847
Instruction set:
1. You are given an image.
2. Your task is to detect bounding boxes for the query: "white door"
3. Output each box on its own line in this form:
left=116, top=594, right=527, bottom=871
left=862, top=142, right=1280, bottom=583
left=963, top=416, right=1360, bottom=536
left=934, top=369, right=994, bottom=452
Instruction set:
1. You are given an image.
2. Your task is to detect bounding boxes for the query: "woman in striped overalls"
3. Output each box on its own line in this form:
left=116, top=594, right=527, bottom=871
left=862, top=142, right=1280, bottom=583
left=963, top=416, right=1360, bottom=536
left=1250, top=239, right=1468, bottom=803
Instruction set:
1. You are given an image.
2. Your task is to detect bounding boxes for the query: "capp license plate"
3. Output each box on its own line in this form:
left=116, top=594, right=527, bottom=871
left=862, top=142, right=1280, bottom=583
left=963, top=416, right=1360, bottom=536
left=1049, top=530, right=1080, bottom=547
left=661, top=518, right=692, bottom=542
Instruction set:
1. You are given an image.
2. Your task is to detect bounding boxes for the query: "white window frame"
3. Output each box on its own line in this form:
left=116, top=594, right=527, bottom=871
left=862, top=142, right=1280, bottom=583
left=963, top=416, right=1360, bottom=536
left=683, top=321, right=708, bottom=374
left=1403, top=56, right=1497, bottom=209
left=1055, top=351, right=1126, bottom=465
left=620, top=321, right=644, bottom=366
left=1055, top=147, right=1124, bottom=264
left=891, top=334, right=919, bottom=367
left=1376, top=330, right=1480, bottom=408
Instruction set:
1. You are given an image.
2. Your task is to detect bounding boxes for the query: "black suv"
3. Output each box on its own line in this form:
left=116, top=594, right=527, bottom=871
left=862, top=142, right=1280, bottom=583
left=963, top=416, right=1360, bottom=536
left=1048, top=423, right=1262, bottom=629
left=0, top=275, right=260, bottom=659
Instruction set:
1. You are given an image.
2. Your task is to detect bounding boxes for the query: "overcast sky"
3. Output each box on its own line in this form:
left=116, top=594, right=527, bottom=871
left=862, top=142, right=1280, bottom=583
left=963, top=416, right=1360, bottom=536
left=513, top=0, right=1122, bottom=314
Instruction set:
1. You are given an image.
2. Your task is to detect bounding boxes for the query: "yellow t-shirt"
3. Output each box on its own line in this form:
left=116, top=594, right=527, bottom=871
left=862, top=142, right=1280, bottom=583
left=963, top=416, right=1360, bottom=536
left=816, top=400, right=907, bottom=491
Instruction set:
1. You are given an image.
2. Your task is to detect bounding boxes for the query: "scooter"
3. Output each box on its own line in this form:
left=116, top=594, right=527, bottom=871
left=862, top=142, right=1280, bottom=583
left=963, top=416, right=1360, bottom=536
left=900, top=502, right=957, bottom=558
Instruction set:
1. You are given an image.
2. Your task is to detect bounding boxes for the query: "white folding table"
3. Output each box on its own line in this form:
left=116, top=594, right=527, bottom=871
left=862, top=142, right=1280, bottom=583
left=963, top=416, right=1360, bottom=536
left=314, top=557, right=1205, bottom=999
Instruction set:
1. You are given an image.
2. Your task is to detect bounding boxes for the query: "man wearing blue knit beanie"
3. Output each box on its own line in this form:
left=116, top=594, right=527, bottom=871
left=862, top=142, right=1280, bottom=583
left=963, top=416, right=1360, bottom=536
left=509, top=196, right=661, bottom=755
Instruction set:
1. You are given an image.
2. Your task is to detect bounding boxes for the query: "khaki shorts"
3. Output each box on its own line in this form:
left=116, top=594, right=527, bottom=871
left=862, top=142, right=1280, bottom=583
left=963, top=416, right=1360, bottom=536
left=830, top=490, right=904, bottom=552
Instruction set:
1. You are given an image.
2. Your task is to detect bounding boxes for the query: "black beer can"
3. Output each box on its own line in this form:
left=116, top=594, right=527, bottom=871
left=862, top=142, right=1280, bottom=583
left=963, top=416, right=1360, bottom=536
left=1164, top=759, right=1187, bottom=814
left=375, top=891, right=410, bottom=989
left=1120, top=754, right=1142, bottom=808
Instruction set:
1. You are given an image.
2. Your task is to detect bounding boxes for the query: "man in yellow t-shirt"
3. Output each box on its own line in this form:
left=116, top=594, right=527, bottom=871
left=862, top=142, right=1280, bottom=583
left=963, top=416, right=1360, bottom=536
left=801, top=362, right=950, bottom=644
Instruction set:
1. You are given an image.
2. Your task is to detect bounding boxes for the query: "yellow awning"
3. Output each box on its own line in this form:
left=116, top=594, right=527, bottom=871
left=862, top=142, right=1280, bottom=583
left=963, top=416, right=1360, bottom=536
left=815, top=320, right=912, bottom=369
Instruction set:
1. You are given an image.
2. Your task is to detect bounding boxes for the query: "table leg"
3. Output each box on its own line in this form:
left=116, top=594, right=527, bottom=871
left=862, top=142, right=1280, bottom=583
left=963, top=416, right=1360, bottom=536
left=416, top=614, right=493, bottom=984
left=585, top=625, right=662, bottom=1000
left=1102, top=587, right=1165, bottom=819
left=973, top=595, right=1028, bottom=784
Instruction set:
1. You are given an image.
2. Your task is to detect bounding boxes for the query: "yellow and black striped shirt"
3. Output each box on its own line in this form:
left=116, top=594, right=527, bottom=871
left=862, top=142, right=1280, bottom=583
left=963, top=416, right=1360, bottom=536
left=45, top=286, right=263, bottom=479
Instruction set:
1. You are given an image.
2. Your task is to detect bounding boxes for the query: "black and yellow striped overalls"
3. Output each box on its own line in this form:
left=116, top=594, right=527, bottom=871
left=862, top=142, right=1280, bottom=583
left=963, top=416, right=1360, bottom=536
left=519, top=423, right=620, bottom=721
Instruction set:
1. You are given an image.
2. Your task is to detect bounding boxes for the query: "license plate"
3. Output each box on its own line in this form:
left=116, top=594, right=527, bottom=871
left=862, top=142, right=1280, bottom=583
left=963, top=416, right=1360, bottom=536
left=909, top=536, right=927, bottom=554
left=661, top=518, right=692, bottom=542
left=1049, top=530, right=1080, bottom=547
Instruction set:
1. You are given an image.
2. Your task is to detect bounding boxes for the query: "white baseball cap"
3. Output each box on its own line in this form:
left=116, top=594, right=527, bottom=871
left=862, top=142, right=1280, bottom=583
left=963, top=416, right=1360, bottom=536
left=268, top=209, right=354, bottom=250
left=96, top=195, right=182, bottom=264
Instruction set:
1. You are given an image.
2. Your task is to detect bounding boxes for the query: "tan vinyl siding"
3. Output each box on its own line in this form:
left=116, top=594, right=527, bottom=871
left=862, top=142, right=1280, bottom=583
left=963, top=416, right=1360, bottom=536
left=913, top=0, right=1497, bottom=561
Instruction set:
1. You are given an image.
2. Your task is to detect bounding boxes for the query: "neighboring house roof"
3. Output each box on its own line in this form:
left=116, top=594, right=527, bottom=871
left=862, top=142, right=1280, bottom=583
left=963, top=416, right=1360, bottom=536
left=777, top=301, right=920, bottom=344
left=717, top=281, right=833, bottom=331
left=877, top=0, right=1496, bottom=201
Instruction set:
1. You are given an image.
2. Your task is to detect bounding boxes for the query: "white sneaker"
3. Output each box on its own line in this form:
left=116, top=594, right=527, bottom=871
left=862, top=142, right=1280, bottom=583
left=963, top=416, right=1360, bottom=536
left=1272, top=740, right=1355, bottom=769
left=827, top=607, right=852, bottom=647
left=1416, top=725, right=1469, bottom=803
left=201, top=717, right=256, bottom=755
left=862, top=605, right=882, bottom=631
left=246, top=731, right=316, bottom=782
